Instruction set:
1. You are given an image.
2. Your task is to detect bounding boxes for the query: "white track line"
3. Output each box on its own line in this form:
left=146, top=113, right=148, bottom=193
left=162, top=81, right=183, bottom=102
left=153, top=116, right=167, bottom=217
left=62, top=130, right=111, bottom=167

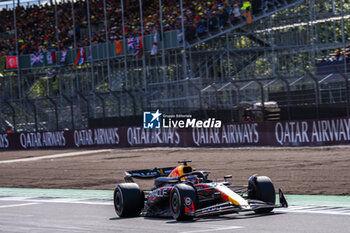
left=2, top=197, right=350, bottom=216
left=0, top=149, right=112, bottom=164
left=181, top=226, right=244, bottom=233
left=0, top=197, right=112, bottom=205
left=0, top=203, right=39, bottom=209
left=277, top=208, right=350, bottom=216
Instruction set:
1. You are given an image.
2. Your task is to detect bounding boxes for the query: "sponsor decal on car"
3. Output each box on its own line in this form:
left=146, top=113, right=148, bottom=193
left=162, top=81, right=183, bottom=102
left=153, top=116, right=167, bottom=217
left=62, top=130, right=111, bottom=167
left=184, top=197, right=195, bottom=213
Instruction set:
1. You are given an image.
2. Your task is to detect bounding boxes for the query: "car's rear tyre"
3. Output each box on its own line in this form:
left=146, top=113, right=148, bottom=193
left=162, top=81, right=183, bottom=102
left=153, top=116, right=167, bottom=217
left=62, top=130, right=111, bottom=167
left=248, top=175, right=276, bottom=214
left=170, top=183, right=198, bottom=221
left=113, top=183, right=144, bottom=217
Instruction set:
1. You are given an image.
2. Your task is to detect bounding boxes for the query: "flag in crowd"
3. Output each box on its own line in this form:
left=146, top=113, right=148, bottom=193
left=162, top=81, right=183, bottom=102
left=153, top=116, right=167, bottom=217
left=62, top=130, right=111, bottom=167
left=46, top=51, right=56, bottom=65
left=128, top=37, right=135, bottom=50
left=116, top=41, right=123, bottom=54
left=135, top=37, right=143, bottom=57
left=73, top=48, right=85, bottom=67
left=30, top=52, right=44, bottom=65
left=134, top=37, right=143, bottom=57
left=6, top=56, right=18, bottom=69
left=127, top=37, right=143, bottom=57
left=127, top=38, right=135, bottom=50
left=151, top=34, right=158, bottom=55
left=60, top=51, right=67, bottom=63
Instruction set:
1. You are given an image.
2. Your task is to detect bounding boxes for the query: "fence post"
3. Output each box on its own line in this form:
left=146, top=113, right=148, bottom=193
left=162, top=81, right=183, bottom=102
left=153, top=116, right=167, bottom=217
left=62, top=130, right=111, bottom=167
left=276, top=73, right=291, bottom=120
left=331, top=64, right=350, bottom=118
left=78, top=92, right=90, bottom=120
left=46, top=96, right=59, bottom=130
left=108, top=88, right=121, bottom=116
left=306, top=70, right=320, bottom=120
left=4, top=101, right=16, bottom=132
left=134, top=86, right=146, bottom=113
left=232, top=81, right=241, bottom=105
left=25, top=98, right=38, bottom=131
left=94, top=92, right=106, bottom=119
left=252, top=80, right=265, bottom=121
left=122, top=86, right=136, bottom=116
left=62, top=94, right=75, bottom=130
left=187, top=78, right=202, bottom=111
left=212, top=83, right=219, bottom=112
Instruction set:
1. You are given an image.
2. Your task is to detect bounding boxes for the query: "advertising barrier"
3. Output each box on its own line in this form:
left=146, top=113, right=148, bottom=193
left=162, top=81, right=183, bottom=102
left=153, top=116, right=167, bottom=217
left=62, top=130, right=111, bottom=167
left=1, top=118, right=350, bottom=150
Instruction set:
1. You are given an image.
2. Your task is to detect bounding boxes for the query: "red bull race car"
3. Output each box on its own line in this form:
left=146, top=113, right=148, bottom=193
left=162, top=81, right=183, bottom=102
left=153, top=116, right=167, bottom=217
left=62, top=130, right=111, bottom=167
left=113, top=160, right=288, bottom=220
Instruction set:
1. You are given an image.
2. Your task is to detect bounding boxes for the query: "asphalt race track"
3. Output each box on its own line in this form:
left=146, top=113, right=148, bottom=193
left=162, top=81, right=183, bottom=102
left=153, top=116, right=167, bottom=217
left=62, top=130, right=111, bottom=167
left=1, top=197, right=350, bottom=233
left=1, top=146, right=350, bottom=233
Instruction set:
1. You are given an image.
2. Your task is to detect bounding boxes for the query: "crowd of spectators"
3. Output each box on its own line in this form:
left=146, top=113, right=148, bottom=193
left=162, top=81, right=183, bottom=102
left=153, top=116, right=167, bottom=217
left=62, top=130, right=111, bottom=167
left=0, top=0, right=286, bottom=57
left=320, top=46, right=350, bottom=63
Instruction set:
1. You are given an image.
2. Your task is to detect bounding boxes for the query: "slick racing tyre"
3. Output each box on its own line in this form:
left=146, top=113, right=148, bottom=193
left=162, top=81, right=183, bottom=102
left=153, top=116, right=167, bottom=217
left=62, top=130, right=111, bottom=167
left=170, top=183, right=198, bottom=221
left=114, top=183, right=144, bottom=217
left=248, top=175, right=276, bottom=214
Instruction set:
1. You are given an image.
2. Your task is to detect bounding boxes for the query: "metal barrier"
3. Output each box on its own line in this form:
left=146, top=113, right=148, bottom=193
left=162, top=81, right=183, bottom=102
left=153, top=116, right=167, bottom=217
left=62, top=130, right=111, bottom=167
left=1, top=64, right=350, bottom=132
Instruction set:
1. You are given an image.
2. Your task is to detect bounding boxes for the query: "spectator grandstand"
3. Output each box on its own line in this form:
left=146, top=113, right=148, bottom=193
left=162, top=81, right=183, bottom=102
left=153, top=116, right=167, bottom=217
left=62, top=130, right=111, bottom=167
left=0, top=0, right=285, bottom=55
left=0, top=0, right=349, bottom=132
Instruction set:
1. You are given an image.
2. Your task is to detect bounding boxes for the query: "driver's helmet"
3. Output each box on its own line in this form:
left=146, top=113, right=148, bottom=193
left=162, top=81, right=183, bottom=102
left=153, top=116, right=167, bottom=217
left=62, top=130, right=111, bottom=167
left=186, top=175, right=201, bottom=184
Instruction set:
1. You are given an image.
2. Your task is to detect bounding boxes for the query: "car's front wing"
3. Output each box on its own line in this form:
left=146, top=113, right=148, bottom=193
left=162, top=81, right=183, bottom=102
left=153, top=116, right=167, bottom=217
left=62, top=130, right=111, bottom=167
left=193, top=189, right=288, bottom=217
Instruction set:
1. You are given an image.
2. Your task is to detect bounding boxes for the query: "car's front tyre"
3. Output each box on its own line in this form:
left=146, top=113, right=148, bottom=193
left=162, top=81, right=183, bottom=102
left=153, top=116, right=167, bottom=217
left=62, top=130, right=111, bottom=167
left=170, top=183, right=198, bottom=221
left=248, top=175, right=276, bottom=214
left=114, top=183, right=144, bottom=217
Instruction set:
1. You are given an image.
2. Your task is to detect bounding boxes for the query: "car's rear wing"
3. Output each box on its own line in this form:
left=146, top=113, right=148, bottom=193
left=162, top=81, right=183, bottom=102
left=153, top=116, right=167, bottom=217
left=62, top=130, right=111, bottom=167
left=124, top=167, right=175, bottom=182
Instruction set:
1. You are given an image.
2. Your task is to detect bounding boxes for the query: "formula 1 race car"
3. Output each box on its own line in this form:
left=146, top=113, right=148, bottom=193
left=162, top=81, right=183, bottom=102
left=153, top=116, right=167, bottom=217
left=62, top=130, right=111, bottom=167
left=113, top=160, right=288, bottom=220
